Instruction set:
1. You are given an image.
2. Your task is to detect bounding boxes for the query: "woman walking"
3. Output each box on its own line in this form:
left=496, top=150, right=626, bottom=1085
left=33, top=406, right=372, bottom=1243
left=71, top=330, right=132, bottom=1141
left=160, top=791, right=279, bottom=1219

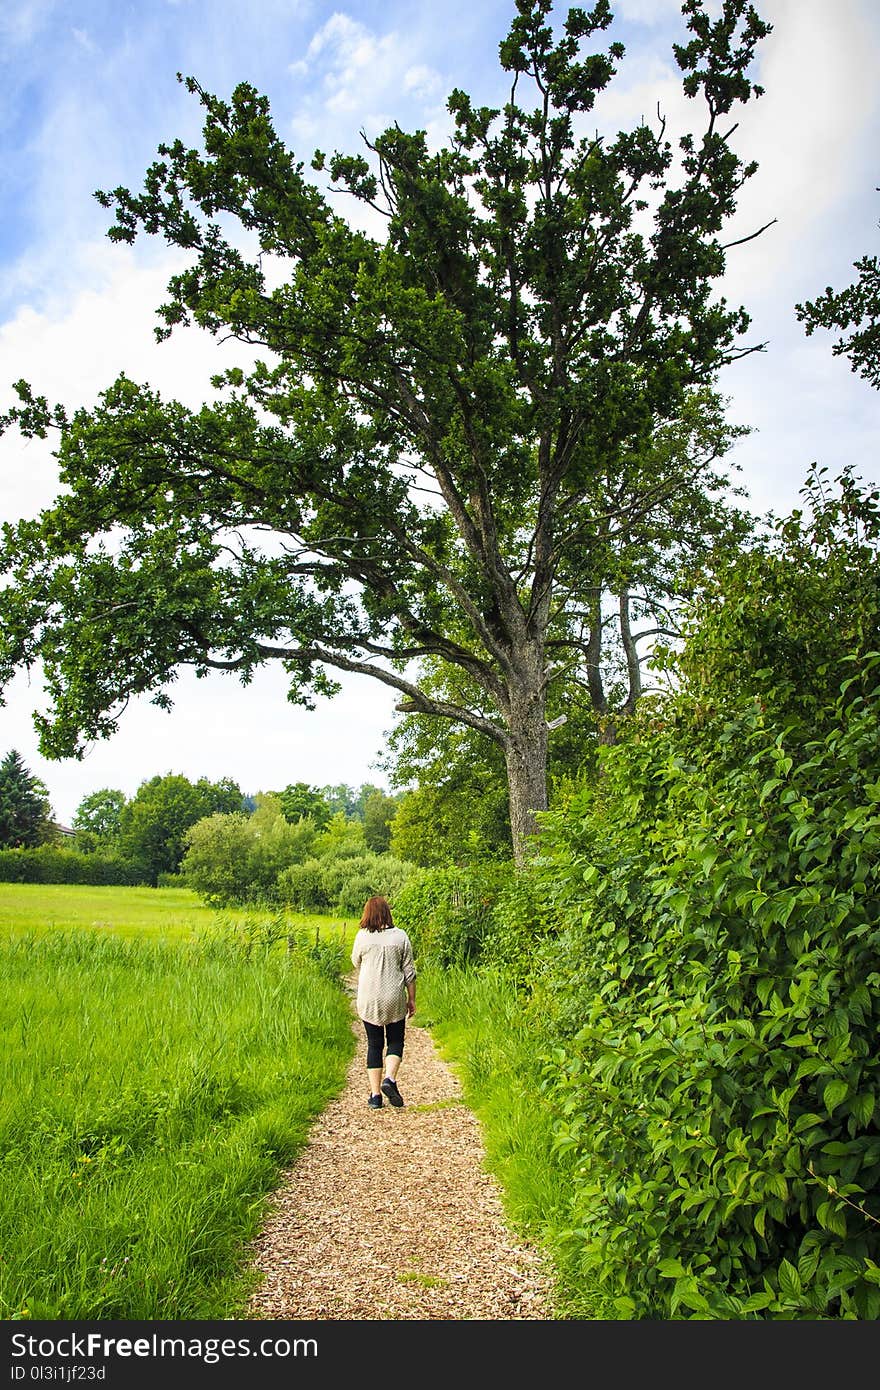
left=350, top=895, right=417, bottom=1110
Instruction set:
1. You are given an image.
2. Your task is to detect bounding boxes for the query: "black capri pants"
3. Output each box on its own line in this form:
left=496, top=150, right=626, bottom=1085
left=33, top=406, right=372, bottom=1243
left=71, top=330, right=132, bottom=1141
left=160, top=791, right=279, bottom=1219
left=362, top=1017, right=406, bottom=1069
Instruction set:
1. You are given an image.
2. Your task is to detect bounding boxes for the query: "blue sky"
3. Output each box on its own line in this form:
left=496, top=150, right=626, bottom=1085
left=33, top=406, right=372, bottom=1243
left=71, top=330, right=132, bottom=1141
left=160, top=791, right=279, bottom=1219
left=1, top=0, right=878, bottom=822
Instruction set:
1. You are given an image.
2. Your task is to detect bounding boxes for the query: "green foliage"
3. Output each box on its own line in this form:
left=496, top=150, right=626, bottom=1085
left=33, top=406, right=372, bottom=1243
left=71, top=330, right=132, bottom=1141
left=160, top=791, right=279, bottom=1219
left=796, top=194, right=880, bottom=390
left=324, top=852, right=414, bottom=917
left=0, top=846, right=147, bottom=886
left=382, top=661, right=605, bottom=865
left=0, top=749, right=54, bottom=849
left=393, top=862, right=518, bottom=968
left=311, top=812, right=366, bottom=860
left=180, top=812, right=258, bottom=906
left=313, top=782, right=386, bottom=820
left=318, top=784, right=361, bottom=818
left=386, top=719, right=513, bottom=866
left=362, top=788, right=399, bottom=853
left=278, top=782, right=332, bottom=829
left=529, top=469, right=880, bottom=1318
left=181, top=807, right=316, bottom=906
left=180, top=790, right=412, bottom=913
left=391, top=857, right=560, bottom=987
left=479, top=867, right=559, bottom=988
left=0, top=1, right=771, bottom=862
left=275, top=858, right=327, bottom=913
left=71, top=788, right=127, bottom=853
left=672, top=463, right=880, bottom=731
left=277, top=851, right=415, bottom=917
left=117, top=774, right=244, bottom=884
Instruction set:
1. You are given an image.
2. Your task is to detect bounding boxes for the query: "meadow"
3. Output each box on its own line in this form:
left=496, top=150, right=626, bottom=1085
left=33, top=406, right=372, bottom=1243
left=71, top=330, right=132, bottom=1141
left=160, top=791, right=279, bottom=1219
left=0, top=880, right=357, bottom=944
left=0, top=884, right=359, bottom=1319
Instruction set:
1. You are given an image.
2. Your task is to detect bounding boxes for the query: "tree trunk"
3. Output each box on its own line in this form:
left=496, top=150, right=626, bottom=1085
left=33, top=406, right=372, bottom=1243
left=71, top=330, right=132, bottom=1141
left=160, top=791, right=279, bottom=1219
left=504, top=676, right=549, bottom=867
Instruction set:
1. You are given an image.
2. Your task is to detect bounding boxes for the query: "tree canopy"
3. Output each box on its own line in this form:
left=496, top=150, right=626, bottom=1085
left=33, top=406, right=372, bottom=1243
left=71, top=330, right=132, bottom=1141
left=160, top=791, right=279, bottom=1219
left=71, top=787, right=127, bottom=851
left=116, top=772, right=243, bottom=882
left=0, top=0, right=771, bottom=861
left=278, top=782, right=333, bottom=829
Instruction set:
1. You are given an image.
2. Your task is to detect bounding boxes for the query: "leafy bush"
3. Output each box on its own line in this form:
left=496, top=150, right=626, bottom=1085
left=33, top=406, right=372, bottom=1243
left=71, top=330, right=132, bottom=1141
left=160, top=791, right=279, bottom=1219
left=277, top=851, right=415, bottom=916
left=529, top=469, right=880, bottom=1319
left=276, top=858, right=329, bottom=912
left=391, top=858, right=558, bottom=985
left=393, top=862, right=517, bottom=967
left=0, top=846, right=147, bottom=885
left=181, top=808, right=316, bottom=906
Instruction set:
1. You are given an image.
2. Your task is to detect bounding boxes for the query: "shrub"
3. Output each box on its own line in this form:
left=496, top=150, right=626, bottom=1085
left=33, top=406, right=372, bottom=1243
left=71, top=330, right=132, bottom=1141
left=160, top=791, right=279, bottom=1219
left=391, top=859, right=559, bottom=984
left=529, top=469, right=880, bottom=1319
left=276, top=852, right=415, bottom=916
left=0, top=847, right=147, bottom=886
left=393, top=862, right=515, bottom=967
left=311, top=813, right=367, bottom=860
left=181, top=809, right=317, bottom=906
left=275, top=858, right=329, bottom=913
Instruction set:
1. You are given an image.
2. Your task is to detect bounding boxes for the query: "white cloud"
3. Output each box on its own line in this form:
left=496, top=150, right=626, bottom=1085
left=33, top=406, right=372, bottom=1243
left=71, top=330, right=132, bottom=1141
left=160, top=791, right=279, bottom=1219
left=725, top=0, right=880, bottom=298
left=404, top=64, right=443, bottom=99
left=291, top=10, right=446, bottom=129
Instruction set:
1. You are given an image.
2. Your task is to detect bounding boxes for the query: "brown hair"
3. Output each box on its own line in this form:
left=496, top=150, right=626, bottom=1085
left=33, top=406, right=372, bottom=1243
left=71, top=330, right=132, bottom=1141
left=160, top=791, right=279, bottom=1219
left=360, top=895, right=394, bottom=931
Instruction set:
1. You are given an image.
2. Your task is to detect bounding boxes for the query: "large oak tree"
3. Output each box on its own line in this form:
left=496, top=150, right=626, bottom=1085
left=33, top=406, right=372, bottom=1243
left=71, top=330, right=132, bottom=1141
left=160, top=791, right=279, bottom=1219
left=0, top=0, right=771, bottom=862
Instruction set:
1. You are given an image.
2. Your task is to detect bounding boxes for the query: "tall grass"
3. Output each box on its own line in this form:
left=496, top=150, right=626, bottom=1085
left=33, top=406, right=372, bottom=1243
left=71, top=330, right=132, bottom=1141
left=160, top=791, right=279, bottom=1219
left=0, top=926, right=354, bottom=1319
left=418, top=965, right=610, bottom=1320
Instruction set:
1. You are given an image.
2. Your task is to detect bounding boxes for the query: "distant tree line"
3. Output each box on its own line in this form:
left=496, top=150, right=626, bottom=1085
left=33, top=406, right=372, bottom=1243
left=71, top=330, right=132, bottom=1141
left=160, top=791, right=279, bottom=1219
left=0, top=763, right=410, bottom=900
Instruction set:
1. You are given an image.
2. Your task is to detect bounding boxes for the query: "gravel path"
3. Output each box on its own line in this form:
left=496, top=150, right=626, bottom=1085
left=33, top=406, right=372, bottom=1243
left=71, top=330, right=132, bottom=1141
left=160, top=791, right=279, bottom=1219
left=245, top=980, right=555, bottom=1320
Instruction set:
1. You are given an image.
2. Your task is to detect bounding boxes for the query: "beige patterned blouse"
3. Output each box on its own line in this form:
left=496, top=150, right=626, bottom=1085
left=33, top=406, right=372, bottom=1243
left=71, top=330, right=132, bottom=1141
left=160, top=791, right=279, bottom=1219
left=350, top=926, right=417, bottom=1025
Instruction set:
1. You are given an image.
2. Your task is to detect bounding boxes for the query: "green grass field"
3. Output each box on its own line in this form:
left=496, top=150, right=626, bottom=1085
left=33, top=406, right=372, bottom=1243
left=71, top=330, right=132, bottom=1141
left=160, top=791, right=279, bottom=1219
left=0, top=881, right=358, bottom=944
left=0, top=884, right=359, bottom=1319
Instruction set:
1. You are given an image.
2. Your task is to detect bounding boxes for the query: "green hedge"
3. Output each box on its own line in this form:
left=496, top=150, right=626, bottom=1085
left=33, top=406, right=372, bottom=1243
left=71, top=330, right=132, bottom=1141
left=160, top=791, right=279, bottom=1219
left=522, top=471, right=880, bottom=1319
left=530, top=674, right=880, bottom=1319
left=391, top=858, right=562, bottom=987
left=0, top=847, right=148, bottom=886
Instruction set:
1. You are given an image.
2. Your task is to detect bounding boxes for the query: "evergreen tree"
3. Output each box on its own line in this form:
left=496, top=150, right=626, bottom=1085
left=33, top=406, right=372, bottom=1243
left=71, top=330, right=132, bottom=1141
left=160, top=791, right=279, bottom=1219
left=0, top=749, right=53, bottom=848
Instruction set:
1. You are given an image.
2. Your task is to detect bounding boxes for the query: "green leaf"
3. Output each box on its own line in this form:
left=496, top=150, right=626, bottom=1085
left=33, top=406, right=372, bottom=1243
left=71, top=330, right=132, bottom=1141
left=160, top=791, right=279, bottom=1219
left=850, top=1092, right=875, bottom=1127
left=742, top=1291, right=774, bottom=1312
left=798, top=1247, right=821, bottom=1285
left=674, top=1279, right=710, bottom=1313
left=778, top=1259, right=802, bottom=1299
left=823, top=1078, right=849, bottom=1113
left=816, top=1201, right=848, bottom=1238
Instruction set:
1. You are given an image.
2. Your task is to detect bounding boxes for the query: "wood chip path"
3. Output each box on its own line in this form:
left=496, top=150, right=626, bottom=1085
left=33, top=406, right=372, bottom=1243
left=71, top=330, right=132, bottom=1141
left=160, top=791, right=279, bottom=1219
left=245, top=977, right=556, bottom=1320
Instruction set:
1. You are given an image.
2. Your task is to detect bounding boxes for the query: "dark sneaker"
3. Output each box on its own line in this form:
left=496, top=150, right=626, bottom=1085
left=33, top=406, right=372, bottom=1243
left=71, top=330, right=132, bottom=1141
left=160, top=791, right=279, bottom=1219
left=381, top=1077, right=404, bottom=1107
left=368, top=1094, right=383, bottom=1109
